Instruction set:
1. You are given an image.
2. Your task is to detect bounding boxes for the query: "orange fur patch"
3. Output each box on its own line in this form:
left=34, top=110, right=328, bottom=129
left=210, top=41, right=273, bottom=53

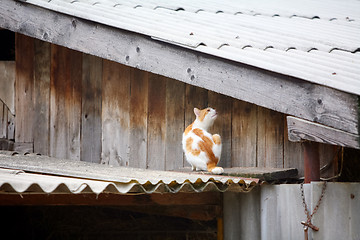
left=192, top=128, right=218, bottom=167
left=186, top=137, right=200, bottom=156
left=184, top=123, right=193, bottom=135
left=197, top=108, right=209, bottom=122
left=193, top=128, right=213, bottom=148
left=206, top=161, right=218, bottom=172
left=212, top=135, right=221, bottom=145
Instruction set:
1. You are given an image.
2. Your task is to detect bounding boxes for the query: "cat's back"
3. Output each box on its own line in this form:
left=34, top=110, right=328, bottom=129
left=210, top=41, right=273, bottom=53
left=182, top=124, right=214, bottom=151
left=183, top=123, right=207, bottom=140
left=183, top=123, right=194, bottom=137
left=182, top=123, right=194, bottom=150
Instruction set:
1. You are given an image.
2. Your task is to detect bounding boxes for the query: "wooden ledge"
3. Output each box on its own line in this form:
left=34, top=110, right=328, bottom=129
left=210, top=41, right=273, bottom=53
left=287, top=116, right=360, bottom=149
left=178, top=167, right=298, bottom=181
left=223, top=167, right=298, bottom=181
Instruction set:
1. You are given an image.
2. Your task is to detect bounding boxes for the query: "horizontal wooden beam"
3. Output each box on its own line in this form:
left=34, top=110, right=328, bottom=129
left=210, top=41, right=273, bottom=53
left=0, top=139, right=14, bottom=151
left=0, top=192, right=221, bottom=206
left=13, top=142, right=33, bottom=153
left=287, top=116, right=360, bottom=149
left=0, top=192, right=222, bottom=220
left=1, top=0, right=358, bottom=135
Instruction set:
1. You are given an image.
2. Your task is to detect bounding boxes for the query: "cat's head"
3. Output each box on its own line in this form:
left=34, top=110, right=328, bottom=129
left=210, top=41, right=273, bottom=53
left=194, top=107, right=217, bottom=129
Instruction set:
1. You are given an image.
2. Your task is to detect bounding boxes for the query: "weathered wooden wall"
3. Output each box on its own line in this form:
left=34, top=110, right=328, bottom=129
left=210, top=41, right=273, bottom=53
left=13, top=34, right=338, bottom=177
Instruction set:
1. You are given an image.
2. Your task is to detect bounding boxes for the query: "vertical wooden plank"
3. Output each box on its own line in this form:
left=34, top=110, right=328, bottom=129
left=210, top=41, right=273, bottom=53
left=81, top=54, right=102, bottom=163
left=15, top=33, right=34, bottom=144
left=50, top=44, right=65, bottom=158
left=2, top=105, right=14, bottom=151
left=284, top=118, right=304, bottom=176
left=68, top=49, right=82, bottom=160
left=0, top=105, right=13, bottom=150
left=33, top=39, right=50, bottom=155
left=257, top=107, right=284, bottom=168
left=129, top=68, right=148, bottom=168
left=185, top=85, right=208, bottom=127
left=208, top=91, right=232, bottom=168
left=184, top=84, right=208, bottom=167
left=0, top=61, right=15, bottom=115
left=147, top=73, right=166, bottom=170
left=232, top=100, right=258, bottom=167
left=102, top=60, right=130, bottom=166
left=7, top=109, right=15, bottom=141
left=165, top=78, right=185, bottom=170
left=0, top=102, right=5, bottom=139
left=0, top=103, right=7, bottom=148
left=50, top=45, right=82, bottom=160
left=256, top=107, right=266, bottom=168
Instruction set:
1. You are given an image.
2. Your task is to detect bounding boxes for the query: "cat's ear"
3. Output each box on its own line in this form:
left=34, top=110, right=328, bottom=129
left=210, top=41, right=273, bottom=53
left=194, top=108, right=201, bottom=117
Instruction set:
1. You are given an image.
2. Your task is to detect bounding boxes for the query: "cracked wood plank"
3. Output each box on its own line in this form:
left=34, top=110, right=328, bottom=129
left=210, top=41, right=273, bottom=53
left=287, top=116, right=360, bottom=149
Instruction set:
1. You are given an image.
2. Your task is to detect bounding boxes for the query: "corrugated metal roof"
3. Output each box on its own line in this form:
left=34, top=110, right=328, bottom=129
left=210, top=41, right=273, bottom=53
left=23, top=0, right=360, bottom=95
left=0, top=152, right=258, bottom=195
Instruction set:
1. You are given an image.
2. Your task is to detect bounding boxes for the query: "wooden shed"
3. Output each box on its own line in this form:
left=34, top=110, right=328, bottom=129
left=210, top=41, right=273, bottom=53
left=1, top=0, right=360, bottom=239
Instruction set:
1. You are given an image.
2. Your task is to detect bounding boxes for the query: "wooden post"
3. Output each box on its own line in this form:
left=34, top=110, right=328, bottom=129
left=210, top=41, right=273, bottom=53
left=217, top=218, right=224, bottom=240
left=303, top=141, right=320, bottom=183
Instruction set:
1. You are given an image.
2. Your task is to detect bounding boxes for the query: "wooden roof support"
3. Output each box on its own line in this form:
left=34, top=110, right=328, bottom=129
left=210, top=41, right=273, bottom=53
left=287, top=116, right=360, bottom=182
left=287, top=116, right=360, bottom=150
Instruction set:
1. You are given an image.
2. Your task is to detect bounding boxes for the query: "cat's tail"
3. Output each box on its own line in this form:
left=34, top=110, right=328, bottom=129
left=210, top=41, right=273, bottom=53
left=210, top=166, right=224, bottom=175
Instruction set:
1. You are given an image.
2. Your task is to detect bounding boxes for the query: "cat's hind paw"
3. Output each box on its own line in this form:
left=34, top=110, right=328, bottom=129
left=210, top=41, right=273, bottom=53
left=211, top=167, right=224, bottom=175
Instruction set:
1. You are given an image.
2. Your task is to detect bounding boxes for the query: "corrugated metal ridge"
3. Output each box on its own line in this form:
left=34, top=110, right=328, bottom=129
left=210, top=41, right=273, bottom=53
left=90, top=0, right=360, bottom=21
left=197, top=46, right=360, bottom=95
left=0, top=168, right=252, bottom=194
left=0, top=152, right=259, bottom=194
left=20, top=0, right=360, bottom=95
left=26, top=0, right=360, bottom=51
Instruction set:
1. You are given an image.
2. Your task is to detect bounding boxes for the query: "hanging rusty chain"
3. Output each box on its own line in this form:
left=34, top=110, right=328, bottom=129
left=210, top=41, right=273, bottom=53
left=300, top=181, right=327, bottom=226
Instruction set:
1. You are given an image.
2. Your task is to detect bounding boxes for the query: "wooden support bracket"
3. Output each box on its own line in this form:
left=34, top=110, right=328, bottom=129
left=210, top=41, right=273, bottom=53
left=286, top=116, right=360, bottom=182
left=287, top=116, right=360, bottom=149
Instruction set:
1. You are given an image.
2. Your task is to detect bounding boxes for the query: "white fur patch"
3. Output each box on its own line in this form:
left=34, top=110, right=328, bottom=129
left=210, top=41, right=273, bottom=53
left=211, top=167, right=224, bottom=175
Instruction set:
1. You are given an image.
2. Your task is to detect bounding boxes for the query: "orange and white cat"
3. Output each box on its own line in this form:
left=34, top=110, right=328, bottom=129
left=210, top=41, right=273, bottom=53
left=182, top=107, right=224, bottom=174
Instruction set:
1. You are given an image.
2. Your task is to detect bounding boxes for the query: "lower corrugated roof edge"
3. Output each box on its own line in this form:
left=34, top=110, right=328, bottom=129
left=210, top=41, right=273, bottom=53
left=0, top=151, right=259, bottom=195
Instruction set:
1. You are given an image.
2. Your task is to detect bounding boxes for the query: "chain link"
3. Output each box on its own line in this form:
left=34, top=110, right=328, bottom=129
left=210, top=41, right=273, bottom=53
left=300, top=181, right=327, bottom=224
